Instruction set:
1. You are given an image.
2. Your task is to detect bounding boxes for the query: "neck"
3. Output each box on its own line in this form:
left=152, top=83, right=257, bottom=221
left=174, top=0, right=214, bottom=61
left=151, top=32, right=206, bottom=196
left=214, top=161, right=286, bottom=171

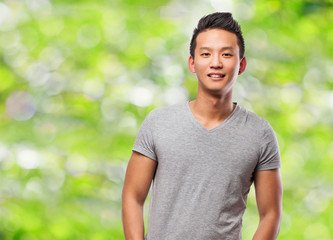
left=190, top=89, right=235, bottom=122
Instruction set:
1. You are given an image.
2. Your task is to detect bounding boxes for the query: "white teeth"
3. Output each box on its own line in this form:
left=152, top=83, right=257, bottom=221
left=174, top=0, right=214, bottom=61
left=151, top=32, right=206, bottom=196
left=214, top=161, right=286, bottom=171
left=209, top=74, right=224, bottom=77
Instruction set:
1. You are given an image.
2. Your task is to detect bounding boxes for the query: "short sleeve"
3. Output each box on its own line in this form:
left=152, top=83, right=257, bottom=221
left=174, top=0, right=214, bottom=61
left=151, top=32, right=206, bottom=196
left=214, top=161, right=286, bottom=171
left=255, top=120, right=281, bottom=171
left=132, top=111, right=157, bottom=161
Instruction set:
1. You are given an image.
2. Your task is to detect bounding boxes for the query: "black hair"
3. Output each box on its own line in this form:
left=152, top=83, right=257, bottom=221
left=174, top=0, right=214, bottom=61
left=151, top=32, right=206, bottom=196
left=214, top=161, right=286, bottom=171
left=190, top=12, right=245, bottom=59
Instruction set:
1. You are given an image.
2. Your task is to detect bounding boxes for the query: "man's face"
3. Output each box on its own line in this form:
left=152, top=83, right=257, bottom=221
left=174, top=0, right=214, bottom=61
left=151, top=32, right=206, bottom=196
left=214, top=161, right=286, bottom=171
left=188, top=28, right=246, bottom=95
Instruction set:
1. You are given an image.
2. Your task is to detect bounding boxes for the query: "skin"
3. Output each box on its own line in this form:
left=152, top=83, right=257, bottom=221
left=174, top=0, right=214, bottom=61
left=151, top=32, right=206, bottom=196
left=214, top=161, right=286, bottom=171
left=122, top=151, right=157, bottom=240
left=253, top=169, right=282, bottom=240
left=122, top=28, right=282, bottom=240
left=188, top=28, right=246, bottom=130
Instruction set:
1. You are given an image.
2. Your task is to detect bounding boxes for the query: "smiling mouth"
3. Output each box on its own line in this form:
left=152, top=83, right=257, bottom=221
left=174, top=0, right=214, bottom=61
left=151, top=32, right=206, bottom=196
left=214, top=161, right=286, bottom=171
left=208, top=74, right=226, bottom=78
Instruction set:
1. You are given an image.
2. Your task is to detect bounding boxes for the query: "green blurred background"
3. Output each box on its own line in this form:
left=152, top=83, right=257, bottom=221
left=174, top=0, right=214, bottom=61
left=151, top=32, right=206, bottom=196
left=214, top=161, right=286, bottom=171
left=1, top=0, right=333, bottom=239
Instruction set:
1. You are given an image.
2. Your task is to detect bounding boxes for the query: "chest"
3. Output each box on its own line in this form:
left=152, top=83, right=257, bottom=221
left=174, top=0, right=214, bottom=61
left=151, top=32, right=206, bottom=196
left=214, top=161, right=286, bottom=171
left=153, top=124, right=260, bottom=184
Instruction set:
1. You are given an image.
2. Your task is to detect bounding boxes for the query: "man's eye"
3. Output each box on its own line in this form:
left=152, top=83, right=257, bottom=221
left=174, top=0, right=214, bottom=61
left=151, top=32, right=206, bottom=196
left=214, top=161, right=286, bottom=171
left=201, top=53, right=210, bottom=56
left=223, top=53, right=233, bottom=57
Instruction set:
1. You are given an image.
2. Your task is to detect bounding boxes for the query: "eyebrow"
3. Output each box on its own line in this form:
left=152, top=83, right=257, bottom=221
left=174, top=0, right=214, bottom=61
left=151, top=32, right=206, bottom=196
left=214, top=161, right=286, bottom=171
left=199, top=46, right=234, bottom=51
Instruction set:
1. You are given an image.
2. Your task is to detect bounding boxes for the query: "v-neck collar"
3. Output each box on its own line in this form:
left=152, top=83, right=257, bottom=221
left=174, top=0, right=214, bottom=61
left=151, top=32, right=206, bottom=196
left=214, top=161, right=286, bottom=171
left=185, top=100, right=239, bottom=133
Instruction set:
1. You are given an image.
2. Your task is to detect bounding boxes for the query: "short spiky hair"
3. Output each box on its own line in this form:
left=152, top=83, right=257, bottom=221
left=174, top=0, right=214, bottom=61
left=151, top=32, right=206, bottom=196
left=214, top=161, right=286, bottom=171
left=190, top=12, right=245, bottom=59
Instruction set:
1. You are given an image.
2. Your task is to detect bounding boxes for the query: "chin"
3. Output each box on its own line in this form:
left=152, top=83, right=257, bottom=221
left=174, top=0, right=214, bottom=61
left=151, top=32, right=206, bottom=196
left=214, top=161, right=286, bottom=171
left=205, top=84, right=234, bottom=95
left=208, top=84, right=228, bottom=91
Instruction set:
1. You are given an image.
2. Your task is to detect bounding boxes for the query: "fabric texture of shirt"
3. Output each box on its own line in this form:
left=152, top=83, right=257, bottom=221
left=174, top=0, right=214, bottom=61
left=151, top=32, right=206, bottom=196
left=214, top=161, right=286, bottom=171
left=132, top=101, right=281, bottom=240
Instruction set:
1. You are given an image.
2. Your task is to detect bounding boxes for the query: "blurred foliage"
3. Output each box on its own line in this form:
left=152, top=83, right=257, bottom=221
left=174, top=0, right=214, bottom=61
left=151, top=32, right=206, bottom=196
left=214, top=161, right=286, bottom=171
left=0, top=0, right=333, bottom=239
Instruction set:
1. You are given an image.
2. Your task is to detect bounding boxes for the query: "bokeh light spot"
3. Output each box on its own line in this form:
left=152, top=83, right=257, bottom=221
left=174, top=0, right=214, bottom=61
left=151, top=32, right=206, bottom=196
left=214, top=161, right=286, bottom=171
left=17, top=148, right=41, bottom=169
left=44, top=169, right=65, bottom=191
left=44, top=72, right=66, bottom=96
left=33, top=120, right=57, bottom=143
left=163, top=64, right=184, bottom=87
left=0, top=3, right=11, bottom=26
left=0, top=143, right=8, bottom=162
left=3, top=44, right=30, bottom=68
left=101, top=97, right=123, bottom=121
left=23, top=177, right=43, bottom=199
left=234, top=2, right=255, bottom=21
left=303, top=223, right=330, bottom=240
left=164, top=87, right=189, bottom=105
left=77, top=24, right=101, bottom=49
left=25, top=62, right=51, bottom=87
left=6, top=91, right=36, bottom=121
left=144, top=37, right=166, bottom=59
left=65, top=154, right=88, bottom=176
left=280, top=84, right=303, bottom=107
left=26, top=0, right=51, bottom=11
left=210, top=0, right=234, bottom=12
left=247, top=29, right=269, bottom=50
left=83, top=78, right=105, bottom=100
left=39, top=46, right=64, bottom=70
left=129, top=87, right=153, bottom=107
left=38, top=18, right=64, bottom=36
left=304, top=189, right=329, bottom=213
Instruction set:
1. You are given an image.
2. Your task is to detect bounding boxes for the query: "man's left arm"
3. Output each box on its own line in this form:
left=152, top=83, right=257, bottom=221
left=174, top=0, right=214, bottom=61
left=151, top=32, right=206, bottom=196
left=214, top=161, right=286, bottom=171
left=252, top=169, right=283, bottom=240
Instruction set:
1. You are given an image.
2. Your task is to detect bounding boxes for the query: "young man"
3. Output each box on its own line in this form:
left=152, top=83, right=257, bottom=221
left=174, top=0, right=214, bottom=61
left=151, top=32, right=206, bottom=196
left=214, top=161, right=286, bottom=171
left=122, top=12, right=282, bottom=240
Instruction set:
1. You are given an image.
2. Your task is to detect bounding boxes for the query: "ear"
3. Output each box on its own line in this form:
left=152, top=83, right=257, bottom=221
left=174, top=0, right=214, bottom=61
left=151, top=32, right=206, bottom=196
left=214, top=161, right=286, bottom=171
left=188, top=56, right=196, bottom=73
left=238, top=57, right=247, bottom=75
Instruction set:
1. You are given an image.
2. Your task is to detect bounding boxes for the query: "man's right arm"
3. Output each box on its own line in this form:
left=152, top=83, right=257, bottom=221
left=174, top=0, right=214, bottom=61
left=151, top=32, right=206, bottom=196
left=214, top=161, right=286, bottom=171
left=122, top=151, right=157, bottom=240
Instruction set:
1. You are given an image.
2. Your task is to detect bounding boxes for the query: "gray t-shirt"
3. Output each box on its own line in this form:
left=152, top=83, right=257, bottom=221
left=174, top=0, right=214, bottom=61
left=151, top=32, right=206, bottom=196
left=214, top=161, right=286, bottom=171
left=132, top=101, right=281, bottom=240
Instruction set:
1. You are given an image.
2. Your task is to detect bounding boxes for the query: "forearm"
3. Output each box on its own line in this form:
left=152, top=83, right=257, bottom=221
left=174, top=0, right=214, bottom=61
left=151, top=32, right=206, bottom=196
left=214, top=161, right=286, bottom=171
left=252, top=213, right=281, bottom=240
left=122, top=197, right=145, bottom=240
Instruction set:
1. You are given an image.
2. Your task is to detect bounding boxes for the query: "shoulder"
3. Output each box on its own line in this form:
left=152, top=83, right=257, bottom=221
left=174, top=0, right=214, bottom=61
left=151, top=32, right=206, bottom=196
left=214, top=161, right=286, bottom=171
left=145, top=102, right=186, bottom=121
left=238, top=105, right=279, bottom=146
left=138, top=102, right=187, bottom=138
left=234, top=105, right=279, bottom=147
left=236, top=105, right=270, bottom=130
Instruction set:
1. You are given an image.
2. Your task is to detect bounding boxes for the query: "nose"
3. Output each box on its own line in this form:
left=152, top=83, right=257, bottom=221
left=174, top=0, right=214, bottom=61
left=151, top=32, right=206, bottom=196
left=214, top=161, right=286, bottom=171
left=210, top=54, right=222, bottom=69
